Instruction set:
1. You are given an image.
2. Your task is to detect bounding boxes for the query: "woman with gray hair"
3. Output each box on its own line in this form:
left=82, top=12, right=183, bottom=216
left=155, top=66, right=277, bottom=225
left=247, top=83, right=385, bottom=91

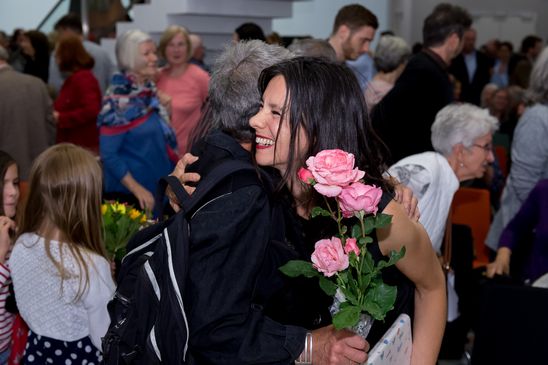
left=389, top=103, right=498, bottom=254
left=364, top=35, right=410, bottom=110
left=98, top=29, right=177, bottom=212
left=389, top=103, right=497, bottom=357
left=486, top=46, right=548, bottom=258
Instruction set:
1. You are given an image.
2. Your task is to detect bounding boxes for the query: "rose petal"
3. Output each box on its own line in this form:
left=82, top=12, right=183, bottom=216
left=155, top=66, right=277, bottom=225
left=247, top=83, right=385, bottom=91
left=314, top=183, right=342, bottom=197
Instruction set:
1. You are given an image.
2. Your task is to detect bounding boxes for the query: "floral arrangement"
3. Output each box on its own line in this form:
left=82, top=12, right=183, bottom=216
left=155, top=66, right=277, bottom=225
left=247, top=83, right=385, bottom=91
left=102, top=201, right=148, bottom=261
left=280, top=149, right=405, bottom=332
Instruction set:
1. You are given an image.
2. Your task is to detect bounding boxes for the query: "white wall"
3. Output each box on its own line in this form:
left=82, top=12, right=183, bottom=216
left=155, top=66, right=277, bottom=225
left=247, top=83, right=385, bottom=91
left=389, top=0, right=547, bottom=49
left=0, top=0, right=58, bottom=34
left=272, top=0, right=391, bottom=39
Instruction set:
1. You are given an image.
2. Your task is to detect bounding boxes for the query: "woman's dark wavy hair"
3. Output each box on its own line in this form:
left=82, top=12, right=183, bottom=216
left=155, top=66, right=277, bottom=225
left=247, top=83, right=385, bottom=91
left=257, top=57, right=393, bottom=201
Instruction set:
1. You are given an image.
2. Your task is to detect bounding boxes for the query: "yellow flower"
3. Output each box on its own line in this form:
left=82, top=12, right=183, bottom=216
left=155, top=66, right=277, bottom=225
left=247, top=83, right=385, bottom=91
left=140, top=214, right=147, bottom=223
left=129, top=208, right=141, bottom=220
left=101, top=204, right=107, bottom=215
left=113, top=202, right=126, bottom=215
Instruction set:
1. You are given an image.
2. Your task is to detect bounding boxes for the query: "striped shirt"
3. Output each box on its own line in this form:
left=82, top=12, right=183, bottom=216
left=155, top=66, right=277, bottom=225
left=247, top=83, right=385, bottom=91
left=0, top=262, right=14, bottom=352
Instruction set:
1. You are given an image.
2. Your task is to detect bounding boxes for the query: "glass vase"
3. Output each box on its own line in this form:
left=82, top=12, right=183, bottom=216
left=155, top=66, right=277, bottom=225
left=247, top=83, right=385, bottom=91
left=351, top=313, right=374, bottom=339
left=330, top=289, right=374, bottom=339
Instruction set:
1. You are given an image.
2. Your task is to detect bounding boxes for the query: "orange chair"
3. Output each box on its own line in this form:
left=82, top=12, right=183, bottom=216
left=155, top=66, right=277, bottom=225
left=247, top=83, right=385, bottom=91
left=451, top=187, right=491, bottom=268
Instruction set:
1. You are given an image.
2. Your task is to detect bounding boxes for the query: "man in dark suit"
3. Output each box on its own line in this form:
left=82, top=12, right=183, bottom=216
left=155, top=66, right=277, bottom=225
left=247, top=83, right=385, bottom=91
left=371, top=3, right=472, bottom=164
left=449, top=28, right=493, bottom=105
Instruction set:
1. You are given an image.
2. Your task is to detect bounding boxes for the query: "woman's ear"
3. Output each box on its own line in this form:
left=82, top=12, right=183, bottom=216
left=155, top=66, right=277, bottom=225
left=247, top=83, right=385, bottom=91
left=452, top=143, right=465, bottom=162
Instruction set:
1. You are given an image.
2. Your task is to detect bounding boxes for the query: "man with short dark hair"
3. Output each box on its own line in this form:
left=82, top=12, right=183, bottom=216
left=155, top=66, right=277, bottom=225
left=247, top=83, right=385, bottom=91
left=328, top=4, right=378, bottom=62
left=371, top=3, right=472, bottom=164
left=449, top=28, right=493, bottom=105
left=509, top=34, right=543, bottom=88
left=49, top=13, right=114, bottom=94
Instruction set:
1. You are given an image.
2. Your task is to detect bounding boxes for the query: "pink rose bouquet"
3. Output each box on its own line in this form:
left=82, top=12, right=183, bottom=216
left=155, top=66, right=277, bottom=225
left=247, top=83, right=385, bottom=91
left=280, top=149, right=405, bottom=332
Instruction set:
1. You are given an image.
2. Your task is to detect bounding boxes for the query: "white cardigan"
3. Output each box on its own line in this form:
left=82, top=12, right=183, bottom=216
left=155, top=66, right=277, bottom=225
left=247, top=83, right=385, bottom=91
left=10, top=233, right=115, bottom=350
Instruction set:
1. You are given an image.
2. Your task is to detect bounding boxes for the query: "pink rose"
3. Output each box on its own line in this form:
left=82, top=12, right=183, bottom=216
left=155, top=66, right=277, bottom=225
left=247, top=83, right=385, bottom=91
left=311, top=237, right=349, bottom=277
left=306, top=149, right=365, bottom=197
left=344, top=237, right=360, bottom=256
left=338, top=183, right=383, bottom=217
left=297, top=167, right=315, bottom=185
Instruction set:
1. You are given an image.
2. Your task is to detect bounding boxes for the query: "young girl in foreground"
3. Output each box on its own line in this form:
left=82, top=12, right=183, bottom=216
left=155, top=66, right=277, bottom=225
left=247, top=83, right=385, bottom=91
left=10, top=144, right=115, bottom=364
left=0, top=151, right=19, bottom=364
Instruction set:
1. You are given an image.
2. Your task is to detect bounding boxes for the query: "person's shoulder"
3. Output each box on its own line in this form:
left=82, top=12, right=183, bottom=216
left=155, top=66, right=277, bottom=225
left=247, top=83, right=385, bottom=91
left=11, top=233, right=42, bottom=259
left=521, top=104, right=548, bottom=125
left=2, top=68, right=43, bottom=87
left=73, top=68, right=97, bottom=81
left=83, top=40, right=109, bottom=57
left=14, top=232, right=41, bottom=246
left=187, top=64, right=210, bottom=81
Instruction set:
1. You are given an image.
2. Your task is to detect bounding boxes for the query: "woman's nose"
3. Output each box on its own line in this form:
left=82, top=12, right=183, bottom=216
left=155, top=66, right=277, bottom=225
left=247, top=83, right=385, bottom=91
left=249, top=110, right=263, bottom=129
left=487, top=149, right=495, bottom=163
left=6, top=183, right=18, bottom=197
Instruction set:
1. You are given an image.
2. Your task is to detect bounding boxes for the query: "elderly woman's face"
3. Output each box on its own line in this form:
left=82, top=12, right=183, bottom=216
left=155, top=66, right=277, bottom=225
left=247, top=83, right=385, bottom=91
left=165, top=32, right=189, bottom=66
left=460, top=132, right=495, bottom=180
left=135, top=40, right=158, bottom=80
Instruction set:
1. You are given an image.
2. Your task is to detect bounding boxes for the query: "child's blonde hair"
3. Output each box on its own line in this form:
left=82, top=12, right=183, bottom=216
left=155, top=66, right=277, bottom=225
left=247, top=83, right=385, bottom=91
left=17, top=143, right=106, bottom=299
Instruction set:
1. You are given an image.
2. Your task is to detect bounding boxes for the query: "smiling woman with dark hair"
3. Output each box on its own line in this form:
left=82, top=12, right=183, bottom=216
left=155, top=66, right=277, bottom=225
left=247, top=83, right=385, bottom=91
left=250, top=57, right=446, bottom=364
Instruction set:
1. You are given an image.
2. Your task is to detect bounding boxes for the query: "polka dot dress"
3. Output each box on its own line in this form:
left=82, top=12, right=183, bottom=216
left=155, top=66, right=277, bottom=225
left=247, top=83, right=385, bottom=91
left=23, top=330, right=102, bottom=364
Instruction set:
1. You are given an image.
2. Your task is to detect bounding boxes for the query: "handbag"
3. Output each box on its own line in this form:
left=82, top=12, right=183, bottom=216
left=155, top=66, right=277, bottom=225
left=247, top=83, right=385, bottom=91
left=442, top=211, right=460, bottom=322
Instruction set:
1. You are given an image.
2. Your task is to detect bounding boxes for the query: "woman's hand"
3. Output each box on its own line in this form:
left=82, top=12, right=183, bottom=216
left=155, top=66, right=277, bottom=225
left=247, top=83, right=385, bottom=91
left=121, top=173, right=155, bottom=212
left=310, top=325, right=369, bottom=365
left=132, top=184, right=155, bottom=212
left=0, top=216, right=16, bottom=264
left=172, top=153, right=200, bottom=193
left=393, top=182, right=420, bottom=221
left=157, top=90, right=172, bottom=114
left=167, top=153, right=201, bottom=212
left=486, top=247, right=511, bottom=278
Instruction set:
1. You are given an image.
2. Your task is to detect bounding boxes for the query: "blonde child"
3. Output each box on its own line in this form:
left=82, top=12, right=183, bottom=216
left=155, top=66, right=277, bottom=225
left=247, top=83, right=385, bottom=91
left=10, top=144, right=115, bottom=364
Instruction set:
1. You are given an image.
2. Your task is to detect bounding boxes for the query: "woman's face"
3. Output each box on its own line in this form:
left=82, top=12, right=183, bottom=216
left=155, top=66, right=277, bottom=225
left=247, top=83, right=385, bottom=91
left=492, top=90, right=509, bottom=112
left=135, top=40, right=158, bottom=80
left=249, top=75, right=308, bottom=175
left=498, top=45, right=511, bottom=63
left=19, top=35, right=34, bottom=57
left=3, top=164, right=19, bottom=218
left=165, top=32, right=189, bottom=67
left=460, top=133, right=495, bottom=181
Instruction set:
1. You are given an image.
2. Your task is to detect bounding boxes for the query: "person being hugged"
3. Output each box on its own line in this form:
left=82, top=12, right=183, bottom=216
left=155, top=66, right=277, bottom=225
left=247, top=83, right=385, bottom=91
left=10, top=144, right=115, bottom=364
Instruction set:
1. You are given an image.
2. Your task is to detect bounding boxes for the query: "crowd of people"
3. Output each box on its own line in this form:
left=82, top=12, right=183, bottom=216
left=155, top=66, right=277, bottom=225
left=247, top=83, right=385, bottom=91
left=0, top=2, right=546, bottom=364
